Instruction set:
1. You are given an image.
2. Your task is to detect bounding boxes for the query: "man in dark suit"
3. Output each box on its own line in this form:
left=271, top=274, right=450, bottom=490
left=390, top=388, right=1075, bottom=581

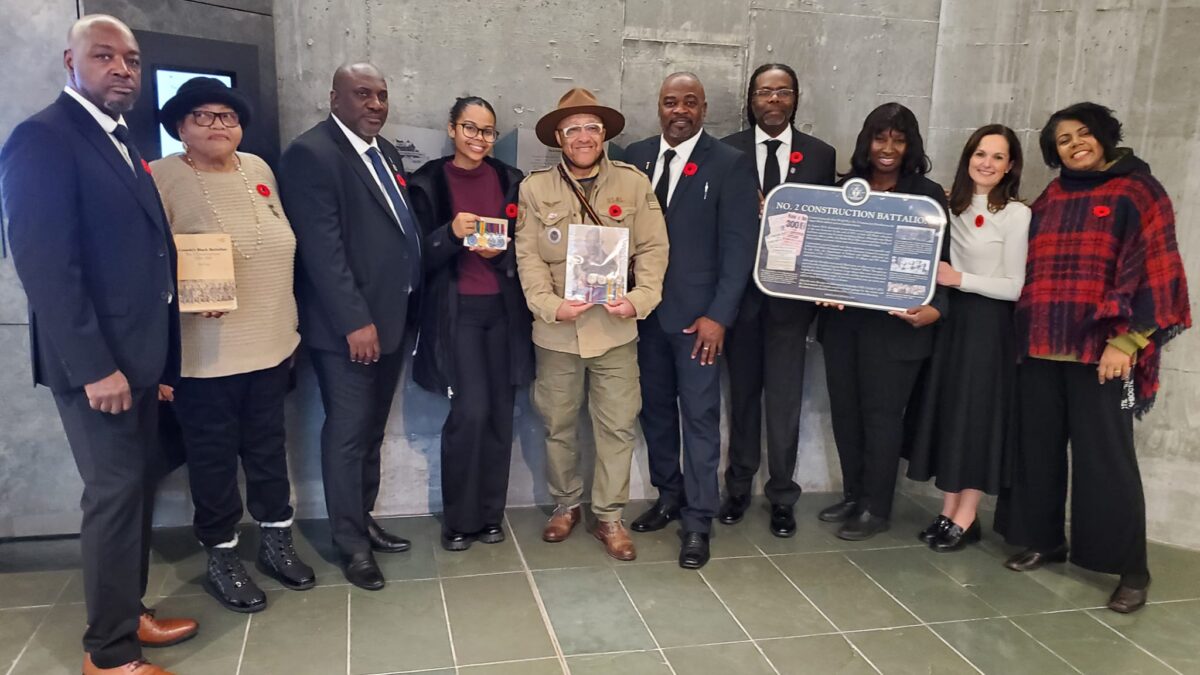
left=1, top=15, right=196, bottom=675
left=278, top=63, right=422, bottom=591
left=718, top=64, right=837, bottom=537
left=624, top=73, right=759, bottom=569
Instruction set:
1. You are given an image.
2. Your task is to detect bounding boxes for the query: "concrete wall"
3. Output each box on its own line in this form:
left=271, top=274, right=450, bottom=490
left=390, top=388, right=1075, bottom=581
left=1, top=0, right=1198, bottom=550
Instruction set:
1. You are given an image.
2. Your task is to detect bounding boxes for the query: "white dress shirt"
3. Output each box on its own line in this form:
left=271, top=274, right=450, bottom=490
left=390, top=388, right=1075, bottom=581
left=950, top=193, right=1032, bottom=301
left=331, top=113, right=409, bottom=223
left=650, top=128, right=704, bottom=206
left=754, top=124, right=792, bottom=189
left=63, top=86, right=133, bottom=170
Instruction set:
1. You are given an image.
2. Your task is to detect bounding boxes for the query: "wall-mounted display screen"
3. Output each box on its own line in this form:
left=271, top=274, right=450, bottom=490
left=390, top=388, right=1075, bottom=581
left=155, top=68, right=234, bottom=157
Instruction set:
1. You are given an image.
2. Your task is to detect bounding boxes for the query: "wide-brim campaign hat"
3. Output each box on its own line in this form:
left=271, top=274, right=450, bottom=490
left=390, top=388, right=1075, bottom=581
left=160, top=76, right=253, bottom=141
left=535, top=87, right=625, bottom=147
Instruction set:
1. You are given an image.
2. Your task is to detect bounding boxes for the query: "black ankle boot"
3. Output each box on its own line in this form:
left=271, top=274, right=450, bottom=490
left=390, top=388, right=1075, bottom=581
left=257, top=526, right=316, bottom=591
left=205, top=547, right=266, bottom=613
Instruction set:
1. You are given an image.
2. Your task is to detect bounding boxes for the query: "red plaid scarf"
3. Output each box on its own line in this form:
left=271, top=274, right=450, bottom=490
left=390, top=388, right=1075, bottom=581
left=1017, top=152, right=1191, bottom=416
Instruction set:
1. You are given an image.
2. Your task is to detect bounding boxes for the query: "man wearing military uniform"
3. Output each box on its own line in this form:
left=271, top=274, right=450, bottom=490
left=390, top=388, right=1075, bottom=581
left=514, top=88, right=669, bottom=561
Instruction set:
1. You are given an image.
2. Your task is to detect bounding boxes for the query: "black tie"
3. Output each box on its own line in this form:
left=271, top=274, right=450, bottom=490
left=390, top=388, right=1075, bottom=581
left=763, top=139, right=783, bottom=194
left=111, top=124, right=141, bottom=174
left=366, top=147, right=423, bottom=291
left=654, top=148, right=677, bottom=210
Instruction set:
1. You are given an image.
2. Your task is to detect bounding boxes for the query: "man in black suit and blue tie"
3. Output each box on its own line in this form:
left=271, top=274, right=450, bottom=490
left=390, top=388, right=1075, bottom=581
left=718, top=64, right=837, bottom=537
left=624, top=73, right=759, bottom=568
left=1, top=15, right=196, bottom=675
left=278, top=63, right=422, bottom=591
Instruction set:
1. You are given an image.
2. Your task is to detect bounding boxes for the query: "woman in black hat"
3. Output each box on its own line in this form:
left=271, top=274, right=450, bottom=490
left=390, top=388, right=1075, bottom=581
left=151, top=77, right=314, bottom=614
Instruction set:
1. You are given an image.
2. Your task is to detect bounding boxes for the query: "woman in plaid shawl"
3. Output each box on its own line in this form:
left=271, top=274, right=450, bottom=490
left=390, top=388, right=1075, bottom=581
left=998, top=102, right=1191, bottom=614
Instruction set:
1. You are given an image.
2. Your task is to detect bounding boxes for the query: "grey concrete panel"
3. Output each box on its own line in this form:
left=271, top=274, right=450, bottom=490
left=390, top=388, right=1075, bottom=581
left=619, top=40, right=748, bottom=142
left=0, top=0, right=75, bottom=144
left=749, top=0, right=941, bottom=22
left=0, top=258, right=28, bottom=326
left=625, top=0, right=750, bottom=46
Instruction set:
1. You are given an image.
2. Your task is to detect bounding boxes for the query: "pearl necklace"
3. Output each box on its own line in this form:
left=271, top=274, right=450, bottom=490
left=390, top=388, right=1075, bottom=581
left=183, top=152, right=263, bottom=260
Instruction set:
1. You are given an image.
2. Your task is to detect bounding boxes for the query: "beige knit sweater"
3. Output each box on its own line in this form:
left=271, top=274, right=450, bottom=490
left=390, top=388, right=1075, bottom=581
left=151, top=152, right=300, bottom=378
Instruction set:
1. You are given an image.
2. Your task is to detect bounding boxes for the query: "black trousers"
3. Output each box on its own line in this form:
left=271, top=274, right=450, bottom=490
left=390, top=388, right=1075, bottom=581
left=173, top=359, right=294, bottom=548
left=1000, top=358, right=1147, bottom=576
left=638, top=315, right=723, bottom=534
left=310, top=347, right=405, bottom=556
left=723, top=290, right=817, bottom=506
left=822, top=318, right=924, bottom=520
left=441, top=296, right=514, bottom=534
left=54, top=388, right=159, bottom=668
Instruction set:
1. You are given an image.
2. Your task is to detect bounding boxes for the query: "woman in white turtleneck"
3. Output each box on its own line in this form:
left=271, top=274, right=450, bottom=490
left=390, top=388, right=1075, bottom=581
left=904, top=124, right=1030, bottom=552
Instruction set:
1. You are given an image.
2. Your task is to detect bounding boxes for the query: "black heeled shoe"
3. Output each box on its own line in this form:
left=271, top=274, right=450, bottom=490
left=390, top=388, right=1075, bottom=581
left=930, top=519, right=981, bottom=553
left=917, top=515, right=951, bottom=544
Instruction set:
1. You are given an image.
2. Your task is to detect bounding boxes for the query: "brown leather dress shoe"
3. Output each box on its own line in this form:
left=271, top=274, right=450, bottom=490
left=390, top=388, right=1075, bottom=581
left=593, top=520, right=637, bottom=561
left=542, top=505, right=582, bottom=542
left=138, top=610, right=198, bottom=648
left=83, top=654, right=174, bottom=674
left=1107, top=581, right=1150, bottom=614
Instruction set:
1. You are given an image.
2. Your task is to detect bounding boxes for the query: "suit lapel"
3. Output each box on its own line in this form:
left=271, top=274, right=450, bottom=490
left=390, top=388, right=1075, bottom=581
left=325, top=118, right=401, bottom=226
left=666, top=131, right=712, bottom=220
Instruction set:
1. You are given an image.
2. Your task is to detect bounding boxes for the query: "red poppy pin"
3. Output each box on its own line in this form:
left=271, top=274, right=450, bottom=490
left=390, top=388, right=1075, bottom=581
left=1093, top=205, right=1112, bottom=218
left=141, top=158, right=152, bottom=175
left=682, top=162, right=698, bottom=177
left=608, top=204, right=623, bottom=218
left=974, top=214, right=985, bottom=228
left=256, top=184, right=271, bottom=197
left=790, top=151, right=804, bottom=164
left=505, top=203, right=519, bottom=219
left=395, top=173, right=407, bottom=188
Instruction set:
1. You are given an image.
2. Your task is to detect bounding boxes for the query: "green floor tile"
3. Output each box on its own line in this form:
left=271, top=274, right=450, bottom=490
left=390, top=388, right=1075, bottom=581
left=848, top=548, right=1001, bottom=623
left=8, top=603, right=88, bottom=675
left=700, top=557, right=834, bottom=638
left=566, top=650, right=672, bottom=675
left=371, top=515, right=441, bottom=581
left=239, top=586, right=348, bottom=675
left=932, top=618, right=1076, bottom=674
left=0, top=570, right=72, bottom=608
left=848, top=626, right=975, bottom=675
left=0, top=607, right=49, bottom=672
left=920, top=545, right=1076, bottom=616
left=350, top=579, right=453, bottom=674
left=758, top=635, right=877, bottom=675
left=1146, top=542, right=1200, bottom=602
left=1024, top=564, right=1117, bottom=609
left=1093, top=599, right=1200, bottom=673
left=771, top=552, right=915, bottom=631
left=140, top=593, right=250, bottom=675
left=442, top=572, right=555, bottom=665
left=1013, top=611, right=1175, bottom=674
left=662, top=641, right=776, bottom=675
left=459, top=657, right=563, bottom=674
left=615, top=564, right=744, bottom=648
left=534, top=567, right=654, bottom=655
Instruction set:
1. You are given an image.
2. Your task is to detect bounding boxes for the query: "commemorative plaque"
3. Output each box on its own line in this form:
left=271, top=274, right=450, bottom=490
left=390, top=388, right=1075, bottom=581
left=753, top=178, right=947, bottom=311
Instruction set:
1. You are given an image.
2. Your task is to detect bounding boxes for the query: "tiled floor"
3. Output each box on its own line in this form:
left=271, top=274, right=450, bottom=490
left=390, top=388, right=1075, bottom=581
left=3, top=493, right=1200, bottom=674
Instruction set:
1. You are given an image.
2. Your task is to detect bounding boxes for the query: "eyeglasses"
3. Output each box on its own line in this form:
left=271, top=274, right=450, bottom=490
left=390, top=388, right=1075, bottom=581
left=190, top=110, right=240, bottom=127
left=456, top=122, right=498, bottom=143
left=559, top=123, right=604, bottom=139
left=752, top=88, right=796, bottom=100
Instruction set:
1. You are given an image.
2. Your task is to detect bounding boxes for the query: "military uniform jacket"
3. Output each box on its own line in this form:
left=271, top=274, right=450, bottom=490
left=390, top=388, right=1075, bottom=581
left=515, top=155, right=669, bottom=358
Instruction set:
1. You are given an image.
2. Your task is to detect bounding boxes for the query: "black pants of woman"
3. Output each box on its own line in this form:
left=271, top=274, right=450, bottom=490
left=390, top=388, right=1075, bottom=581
left=999, top=358, right=1148, bottom=577
left=173, top=359, right=294, bottom=548
left=441, top=295, right=514, bottom=534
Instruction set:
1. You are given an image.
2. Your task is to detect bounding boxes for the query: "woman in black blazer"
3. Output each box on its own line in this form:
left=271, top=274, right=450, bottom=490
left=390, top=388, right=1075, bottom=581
left=817, top=102, right=949, bottom=541
left=408, top=96, right=534, bottom=551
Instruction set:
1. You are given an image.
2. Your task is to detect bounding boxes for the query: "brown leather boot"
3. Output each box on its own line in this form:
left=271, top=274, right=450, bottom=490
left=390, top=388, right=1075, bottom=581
left=542, top=505, right=582, bottom=542
left=593, top=520, right=637, bottom=561
left=137, top=610, right=198, bottom=648
left=83, top=654, right=174, bottom=674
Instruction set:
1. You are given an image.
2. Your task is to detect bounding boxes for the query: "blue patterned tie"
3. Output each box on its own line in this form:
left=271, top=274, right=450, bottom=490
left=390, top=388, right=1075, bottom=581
left=366, top=147, right=422, bottom=290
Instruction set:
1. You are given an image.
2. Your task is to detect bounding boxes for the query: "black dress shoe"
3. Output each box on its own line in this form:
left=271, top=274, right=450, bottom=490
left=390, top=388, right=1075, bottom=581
left=441, top=530, right=475, bottom=552
left=343, top=552, right=385, bottom=591
left=1004, top=544, right=1068, bottom=572
left=836, top=511, right=890, bottom=541
left=930, top=520, right=981, bottom=553
left=818, top=499, right=859, bottom=523
left=678, top=531, right=711, bottom=569
left=1107, top=580, right=1150, bottom=614
left=918, top=515, right=952, bottom=544
left=257, top=526, right=316, bottom=590
left=204, top=548, right=266, bottom=613
left=631, top=501, right=680, bottom=533
left=478, top=524, right=505, bottom=544
left=367, top=518, right=411, bottom=553
left=769, top=504, right=796, bottom=538
left=718, top=495, right=751, bottom=525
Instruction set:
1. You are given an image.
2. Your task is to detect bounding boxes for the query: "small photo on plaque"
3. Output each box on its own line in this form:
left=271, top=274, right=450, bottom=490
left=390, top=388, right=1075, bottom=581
left=463, top=216, right=509, bottom=251
left=564, top=224, right=629, bottom=304
left=175, top=233, right=238, bottom=313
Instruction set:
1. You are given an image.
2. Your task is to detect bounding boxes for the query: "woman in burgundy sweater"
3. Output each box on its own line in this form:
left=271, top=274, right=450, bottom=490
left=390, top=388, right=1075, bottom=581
left=999, top=102, right=1190, bottom=613
left=409, top=97, right=533, bottom=551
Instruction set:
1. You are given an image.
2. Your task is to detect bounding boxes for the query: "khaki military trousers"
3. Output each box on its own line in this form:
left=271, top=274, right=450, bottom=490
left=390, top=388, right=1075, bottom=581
left=533, top=341, right=641, bottom=522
